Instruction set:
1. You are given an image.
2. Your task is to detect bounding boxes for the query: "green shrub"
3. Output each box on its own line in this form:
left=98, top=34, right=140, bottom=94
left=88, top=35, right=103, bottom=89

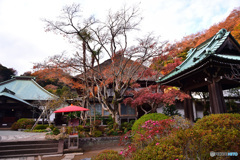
left=107, top=129, right=121, bottom=136
left=52, top=128, right=60, bottom=135
left=32, top=129, right=48, bottom=132
left=131, top=113, right=169, bottom=132
left=171, top=115, right=192, bottom=130
left=120, top=120, right=135, bottom=134
left=26, top=125, right=33, bottom=129
left=11, top=122, right=19, bottom=130
left=163, top=104, right=181, bottom=116
left=94, top=120, right=102, bottom=126
left=194, top=113, right=240, bottom=131
left=34, top=124, right=48, bottom=130
left=132, top=114, right=240, bottom=160
left=93, top=130, right=102, bottom=137
left=11, top=118, right=35, bottom=130
left=17, top=118, right=34, bottom=129
left=67, top=126, right=73, bottom=134
left=93, top=150, right=124, bottom=160
left=49, top=125, right=55, bottom=131
left=76, top=125, right=84, bottom=132
left=121, top=119, right=177, bottom=158
left=132, top=133, right=184, bottom=160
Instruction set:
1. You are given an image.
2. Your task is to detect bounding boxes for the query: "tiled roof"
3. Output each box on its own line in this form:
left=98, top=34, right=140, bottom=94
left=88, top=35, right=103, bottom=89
left=78, top=54, right=157, bottom=81
left=0, top=91, right=34, bottom=106
left=157, top=29, right=240, bottom=83
left=0, top=76, right=58, bottom=100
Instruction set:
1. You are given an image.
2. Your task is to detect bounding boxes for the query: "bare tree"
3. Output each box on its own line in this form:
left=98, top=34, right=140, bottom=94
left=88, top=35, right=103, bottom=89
left=38, top=4, right=166, bottom=126
left=225, top=64, right=240, bottom=81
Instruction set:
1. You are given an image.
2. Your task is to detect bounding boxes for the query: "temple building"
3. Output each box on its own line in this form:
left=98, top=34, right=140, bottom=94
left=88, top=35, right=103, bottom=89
left=0, top=76, right=58, bottom=127
left=157, top=29, right=240, bottom=121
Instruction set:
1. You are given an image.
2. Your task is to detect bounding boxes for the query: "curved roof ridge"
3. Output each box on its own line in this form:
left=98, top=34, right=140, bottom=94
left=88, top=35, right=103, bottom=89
left=30, top=79, right=58, bottom=99
left=0, top=77, right=15, bottom=85
left=157, top=28, right=232, bottom=83
left=0, top=76, right=58, bottom=100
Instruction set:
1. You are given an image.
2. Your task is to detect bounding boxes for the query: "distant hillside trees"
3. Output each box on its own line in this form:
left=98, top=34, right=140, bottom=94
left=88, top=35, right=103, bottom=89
left=0, top=64, right=17, bottom=82
left=152, top=7, right=240, bottom=74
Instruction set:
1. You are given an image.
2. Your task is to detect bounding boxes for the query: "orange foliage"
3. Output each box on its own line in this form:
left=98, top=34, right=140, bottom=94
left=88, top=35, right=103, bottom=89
left=152, top=7, right=240, bottom=75
left=32, top=68, right=85, bottom=89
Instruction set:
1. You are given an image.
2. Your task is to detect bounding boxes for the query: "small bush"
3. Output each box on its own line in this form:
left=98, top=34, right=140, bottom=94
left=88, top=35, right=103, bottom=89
left=121, top=119, right=176, bottom=157
left=94, top=120, right=102, bottom=126
left=163, top=104, right=181, bottom=116
left=194, top=113, right=240, bottom=131
left=45, top=133, right=68, bottom=140
left=107, top=129, right=121, bottom=136
left=34, top=124, right=48, bottom=130
left=131, top=113, right=169, bottom=132
left=11, top=122, right=19, bottom=130
left=26, top=125, right=33, bottom=129
left=17, top=118, right=34, bottom=129
left=31, top=129, right=47, bottom=132
left=132, top=113, right=240, bottom=160
left=120, top=120, right=135, bottom=134
left=93, top=130, right=102, bottom=137
left=77, top=125, right=84, bottom=131
left=67, top=126, right=73, bottom=134
left=132, top=134, right=184, bottom=160
left=93, top=150, right=124, bottom=160
left=11, top=118, right=34, bottom=130
left=52, top=128, right=60, bottom=135
left=49, top=125, right=55, bottom=130
left=171, top=115, right=192, bottom=130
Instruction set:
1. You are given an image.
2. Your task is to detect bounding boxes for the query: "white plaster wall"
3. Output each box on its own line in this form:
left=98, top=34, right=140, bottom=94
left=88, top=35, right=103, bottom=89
left=157, top=103, right=204, bottom=120
left=157, top=106, right=184, bottom=118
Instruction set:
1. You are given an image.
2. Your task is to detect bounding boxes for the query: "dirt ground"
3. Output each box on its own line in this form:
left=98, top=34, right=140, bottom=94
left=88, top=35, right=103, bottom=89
left=40, top=145, right=124, bottom=160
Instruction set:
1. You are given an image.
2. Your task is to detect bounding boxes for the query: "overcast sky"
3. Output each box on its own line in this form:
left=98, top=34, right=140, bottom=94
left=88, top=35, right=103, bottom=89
left=0, top=0, right=239, bottom=75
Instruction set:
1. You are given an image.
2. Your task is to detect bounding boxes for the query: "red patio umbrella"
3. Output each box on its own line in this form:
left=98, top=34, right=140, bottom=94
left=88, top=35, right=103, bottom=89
left=54, top=104, right=89, bottom=113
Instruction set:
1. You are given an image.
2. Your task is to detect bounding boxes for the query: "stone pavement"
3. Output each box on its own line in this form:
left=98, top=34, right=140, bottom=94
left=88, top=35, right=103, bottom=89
left=0, top=131, right=122, bottom=160
left=0, top=131, right=45, bottom=142
left=0, top=157, right=35, bottom=160
left=0, top=131, right=88, bottom=160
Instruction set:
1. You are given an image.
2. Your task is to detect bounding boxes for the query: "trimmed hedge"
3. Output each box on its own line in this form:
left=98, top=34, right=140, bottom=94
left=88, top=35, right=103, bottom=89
left=11, top=118, right=35, bottom=130
left=131, top=113, right=169, bottom=132
left=93, top=150, right=124, bottom=160
left=34, top=124, right=48, bottom=130
left=194, top=113, right=240, bottom=131
left=132, top=113, right=240, bottom=160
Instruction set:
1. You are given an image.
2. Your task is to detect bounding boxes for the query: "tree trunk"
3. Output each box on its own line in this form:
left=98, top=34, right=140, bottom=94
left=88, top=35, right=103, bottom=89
left=31, top=109, right=46, bottom=130
left=114, top=113, right=120, bottom=128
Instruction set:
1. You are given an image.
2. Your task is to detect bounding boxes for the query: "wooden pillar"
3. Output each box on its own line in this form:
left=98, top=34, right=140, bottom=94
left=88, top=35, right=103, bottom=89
left=183, top=91, right=194, bottom=122
left=208, top=80, right=227, bottom=114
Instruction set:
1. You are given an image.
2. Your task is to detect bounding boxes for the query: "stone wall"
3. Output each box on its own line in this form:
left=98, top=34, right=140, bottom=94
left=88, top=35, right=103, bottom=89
left=64, top=136, right=121, bottom=151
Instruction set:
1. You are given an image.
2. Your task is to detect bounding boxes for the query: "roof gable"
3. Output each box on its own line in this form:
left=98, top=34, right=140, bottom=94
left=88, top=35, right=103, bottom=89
left=78, top=54, right=156, bottom=81
left=157, top=29, right=240, bottom=83
left=0, top=91, right=33, bottom=106
left=0, top=76, right=58, bottom=100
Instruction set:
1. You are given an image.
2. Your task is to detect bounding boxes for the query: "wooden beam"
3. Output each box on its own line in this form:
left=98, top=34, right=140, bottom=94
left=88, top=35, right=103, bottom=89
left=182, top=80, right=210, bottom=91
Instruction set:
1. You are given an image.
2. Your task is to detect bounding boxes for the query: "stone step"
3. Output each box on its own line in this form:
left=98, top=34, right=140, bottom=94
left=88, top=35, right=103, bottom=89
left=0, top=143, right=58, bottom=150
left=0, top=152, right=58, bottom=159
left=0, top=140, right=59, bottom=158
left=0, top=140, right=58, bottom=146
left=0, top=147, right=58, bottom=156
